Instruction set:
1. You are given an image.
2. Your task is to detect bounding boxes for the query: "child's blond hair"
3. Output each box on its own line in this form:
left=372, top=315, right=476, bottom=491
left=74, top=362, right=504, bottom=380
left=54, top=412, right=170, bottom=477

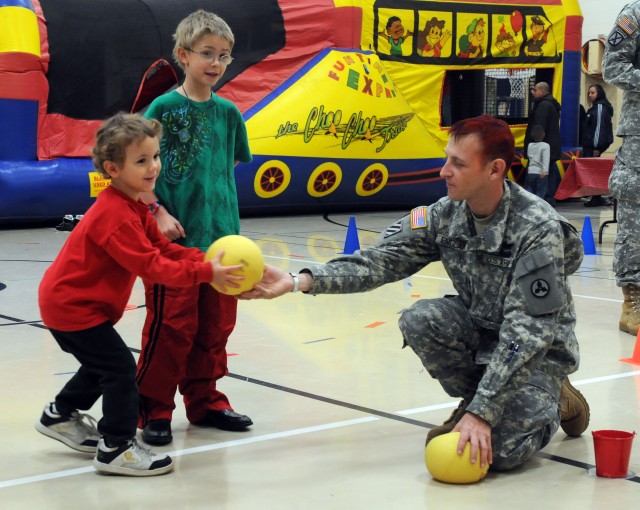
left=92, top=113, right=162, bottom=177
left=173, top=10, right=235, bottom=71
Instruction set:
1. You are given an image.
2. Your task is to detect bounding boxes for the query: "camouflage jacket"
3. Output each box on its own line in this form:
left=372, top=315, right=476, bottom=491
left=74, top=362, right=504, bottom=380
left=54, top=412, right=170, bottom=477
left=603, top=1, right=640, bottom=136
left=305, top=181, right=582, bottom=422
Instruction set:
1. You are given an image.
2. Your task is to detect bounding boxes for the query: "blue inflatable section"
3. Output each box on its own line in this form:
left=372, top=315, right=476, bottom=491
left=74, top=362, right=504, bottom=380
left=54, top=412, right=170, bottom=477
left=560, top=50, right=581, bottom=150
left=0, top=159, right=95, bottom=222
left=0, top=98, right=37, bottom=161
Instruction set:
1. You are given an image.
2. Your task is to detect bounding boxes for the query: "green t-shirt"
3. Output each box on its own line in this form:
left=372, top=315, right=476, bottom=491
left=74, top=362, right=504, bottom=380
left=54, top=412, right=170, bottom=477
left=144, top=90, right=252, bottom=251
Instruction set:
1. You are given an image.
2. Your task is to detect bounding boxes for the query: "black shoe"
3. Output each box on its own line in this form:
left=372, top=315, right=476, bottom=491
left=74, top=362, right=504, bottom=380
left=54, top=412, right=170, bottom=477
left=195, top=409, right=253, bottom=431
left=55, top=214, right=84, bottom=231
left=141, top=419, right=173, bottom=445
left=584, top=196, right=607, bottom=207
left=55, top=215, right=76, bottom=231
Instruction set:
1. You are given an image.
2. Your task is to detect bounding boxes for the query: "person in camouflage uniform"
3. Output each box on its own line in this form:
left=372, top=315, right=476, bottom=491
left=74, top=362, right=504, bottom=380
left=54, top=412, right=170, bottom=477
left=241, top=115, right=590, bottom=472
left=602, top=3, right=640, bottom=336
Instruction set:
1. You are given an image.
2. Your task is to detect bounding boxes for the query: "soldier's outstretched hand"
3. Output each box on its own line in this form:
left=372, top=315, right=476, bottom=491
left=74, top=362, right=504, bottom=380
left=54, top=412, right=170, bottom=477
left=238, top=264, right=292, bottom=300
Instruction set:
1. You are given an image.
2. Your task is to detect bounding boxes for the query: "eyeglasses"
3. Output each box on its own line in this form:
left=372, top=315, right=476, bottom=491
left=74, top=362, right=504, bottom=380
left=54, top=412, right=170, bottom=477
left=184, top=48, right=233, bottom=65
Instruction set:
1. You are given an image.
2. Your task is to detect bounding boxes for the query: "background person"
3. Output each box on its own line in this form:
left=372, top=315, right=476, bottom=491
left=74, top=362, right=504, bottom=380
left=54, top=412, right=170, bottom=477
left=582, top=84, right=614, bottom=207
left=524, top=124, right=550, bottom=199
left=524, top=82, right=561, bottom=205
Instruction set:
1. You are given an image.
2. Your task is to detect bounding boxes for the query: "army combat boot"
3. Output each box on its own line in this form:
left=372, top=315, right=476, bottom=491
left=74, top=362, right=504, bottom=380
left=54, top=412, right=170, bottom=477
left=559, top=379, right=590, bottom=437
left=426, top=399, right=469, bottom=445
left=620, top=286, right=640, bottom=336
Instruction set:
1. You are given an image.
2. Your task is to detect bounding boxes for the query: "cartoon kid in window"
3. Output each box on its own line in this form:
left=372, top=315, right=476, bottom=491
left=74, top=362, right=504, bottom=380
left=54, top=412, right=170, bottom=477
left=420, top=17, right=451, bottom=57
left=458, top=18, right=485, bottom=58
left=524, top=16, right=550, bottom=56
left=495, top=23, right=517, bottom=57
left=378, top=16, right=414, bottom=56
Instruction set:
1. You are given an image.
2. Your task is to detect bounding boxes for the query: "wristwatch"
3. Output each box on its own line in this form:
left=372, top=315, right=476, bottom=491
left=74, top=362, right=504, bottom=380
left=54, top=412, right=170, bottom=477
left=149, top=200, right=162, bottom=215
left=289, top=273, right=300, bottom=293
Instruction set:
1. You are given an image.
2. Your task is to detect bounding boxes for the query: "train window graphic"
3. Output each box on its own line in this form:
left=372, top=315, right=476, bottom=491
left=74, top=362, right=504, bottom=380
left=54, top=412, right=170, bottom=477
left=0, top=0, right=583, bottom=223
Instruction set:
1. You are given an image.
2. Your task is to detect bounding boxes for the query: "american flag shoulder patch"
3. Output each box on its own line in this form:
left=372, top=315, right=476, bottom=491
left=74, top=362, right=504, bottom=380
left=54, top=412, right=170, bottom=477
left=618, top=16, right=638, bottom=36
left=410, top=206, right=428, bottom=229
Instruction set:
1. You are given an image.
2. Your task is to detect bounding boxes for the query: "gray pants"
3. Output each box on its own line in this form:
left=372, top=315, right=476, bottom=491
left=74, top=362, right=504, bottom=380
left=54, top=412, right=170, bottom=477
left=398, top=296, right=560, bottom=471
left=608, top=141, right=640, bottom=286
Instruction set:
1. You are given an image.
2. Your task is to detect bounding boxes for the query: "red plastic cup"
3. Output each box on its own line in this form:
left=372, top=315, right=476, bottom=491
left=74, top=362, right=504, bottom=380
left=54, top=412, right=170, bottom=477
left=592, top=429, right=636, bottom=478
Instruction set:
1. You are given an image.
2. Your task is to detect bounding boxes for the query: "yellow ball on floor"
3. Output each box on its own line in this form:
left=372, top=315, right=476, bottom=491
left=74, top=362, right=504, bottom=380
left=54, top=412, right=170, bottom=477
left=204, top=235, right=265, bottom=295
left=425, top=431, right=489, bottom=484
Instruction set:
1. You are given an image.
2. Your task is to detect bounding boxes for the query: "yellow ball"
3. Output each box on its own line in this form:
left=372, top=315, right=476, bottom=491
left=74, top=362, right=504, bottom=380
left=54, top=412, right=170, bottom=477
left=204, top=235, right=265, bottom=295
left=425, top=432, right=489, bottom=484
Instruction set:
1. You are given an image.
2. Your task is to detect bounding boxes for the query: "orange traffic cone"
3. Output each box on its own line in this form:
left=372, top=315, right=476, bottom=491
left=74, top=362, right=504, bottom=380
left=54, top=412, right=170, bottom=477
left=620, top=327, right=640, bottom=366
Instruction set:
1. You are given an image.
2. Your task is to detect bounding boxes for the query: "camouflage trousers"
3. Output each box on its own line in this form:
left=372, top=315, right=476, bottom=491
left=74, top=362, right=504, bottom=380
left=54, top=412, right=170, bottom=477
left=608, top=139, right=640, bottom=285
left=398, top=296, right=560, bottom=471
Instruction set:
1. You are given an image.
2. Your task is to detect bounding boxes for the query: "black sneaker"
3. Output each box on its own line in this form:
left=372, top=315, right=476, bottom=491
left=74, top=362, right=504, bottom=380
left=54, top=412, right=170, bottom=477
left=55, top=214, right=83, bottom=231
left=35, top=402, right=99, bottom=453
left=93, top=438, right=173, bottom=476
left=55, top=215, right=76, bottom=231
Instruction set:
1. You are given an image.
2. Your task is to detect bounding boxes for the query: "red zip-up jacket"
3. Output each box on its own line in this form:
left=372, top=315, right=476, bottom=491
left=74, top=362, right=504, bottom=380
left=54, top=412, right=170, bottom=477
left=39, top=186, right=213, bottom=331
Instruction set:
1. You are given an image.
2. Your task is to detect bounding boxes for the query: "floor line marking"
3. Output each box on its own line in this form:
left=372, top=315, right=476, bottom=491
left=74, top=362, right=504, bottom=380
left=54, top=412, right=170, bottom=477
left=3, top=372, right=640, bottom=489
left=0, top=418, right=379, bottom=489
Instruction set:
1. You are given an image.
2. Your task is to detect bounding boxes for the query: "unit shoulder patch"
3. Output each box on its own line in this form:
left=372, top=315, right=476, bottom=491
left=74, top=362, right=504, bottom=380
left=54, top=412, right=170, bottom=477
left=609, top=29, right=625, bottom=46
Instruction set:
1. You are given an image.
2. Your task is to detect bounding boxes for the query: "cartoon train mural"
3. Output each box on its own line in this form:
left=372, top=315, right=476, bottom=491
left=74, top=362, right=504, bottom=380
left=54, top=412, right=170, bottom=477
left=0, top=0, right=583, bottom=223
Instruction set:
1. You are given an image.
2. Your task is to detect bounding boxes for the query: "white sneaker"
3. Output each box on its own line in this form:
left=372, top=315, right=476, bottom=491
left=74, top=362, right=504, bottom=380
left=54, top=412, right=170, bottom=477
left=35, top=402, right=99, bottom=453
left=93, top=438, right=173, bottom=476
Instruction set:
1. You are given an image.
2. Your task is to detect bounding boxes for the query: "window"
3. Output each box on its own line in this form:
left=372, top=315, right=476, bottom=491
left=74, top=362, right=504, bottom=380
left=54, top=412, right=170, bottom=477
left=440, top=68, right=554, bottom=127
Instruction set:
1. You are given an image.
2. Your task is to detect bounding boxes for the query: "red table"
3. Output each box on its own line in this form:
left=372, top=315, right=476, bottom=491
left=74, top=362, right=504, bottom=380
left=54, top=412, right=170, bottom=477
left=554, top=157, right=616, bottom=244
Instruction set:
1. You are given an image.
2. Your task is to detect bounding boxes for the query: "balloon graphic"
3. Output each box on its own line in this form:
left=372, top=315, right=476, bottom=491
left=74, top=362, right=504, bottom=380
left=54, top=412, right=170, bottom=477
left=510, top=10, right=523, bottom=34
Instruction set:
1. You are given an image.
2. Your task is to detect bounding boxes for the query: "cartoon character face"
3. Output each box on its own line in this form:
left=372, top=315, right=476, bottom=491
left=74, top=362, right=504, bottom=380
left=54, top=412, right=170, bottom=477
left=387, top=20, right=405, bottom=39
left=531, top=21, right=544, bottom=38
left=427, top=25, right=443, bottom=45
left=496, top=35, right=516, bottom=54
left=469, top=21, right=485, bottom=46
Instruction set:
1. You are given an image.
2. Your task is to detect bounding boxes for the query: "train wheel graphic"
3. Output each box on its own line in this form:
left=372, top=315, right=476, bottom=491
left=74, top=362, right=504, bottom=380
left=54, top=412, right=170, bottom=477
left=255, top=238, right=290, bottom=269
left=356, top=163, right=388, bottom=196
left=307, top=236, right=341, bottom=261
left=254, top=160, right=291, bottom=199
left=307, top=162, right=342, bottom=198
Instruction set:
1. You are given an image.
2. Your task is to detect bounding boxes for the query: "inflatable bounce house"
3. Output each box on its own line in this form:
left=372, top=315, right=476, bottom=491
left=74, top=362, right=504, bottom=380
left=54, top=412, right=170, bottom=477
left=0, top=0, right=583, bottom=223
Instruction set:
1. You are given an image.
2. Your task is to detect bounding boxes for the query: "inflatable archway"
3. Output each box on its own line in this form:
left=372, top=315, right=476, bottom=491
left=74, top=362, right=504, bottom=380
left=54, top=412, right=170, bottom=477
left=0, top=0, right=582, bottom=223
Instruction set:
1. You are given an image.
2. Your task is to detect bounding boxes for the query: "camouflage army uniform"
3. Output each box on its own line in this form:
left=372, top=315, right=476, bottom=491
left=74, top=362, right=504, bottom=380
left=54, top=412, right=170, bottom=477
left=602, top=3, right=640, bottom=333
left=303, top=181, right=583, bottom=470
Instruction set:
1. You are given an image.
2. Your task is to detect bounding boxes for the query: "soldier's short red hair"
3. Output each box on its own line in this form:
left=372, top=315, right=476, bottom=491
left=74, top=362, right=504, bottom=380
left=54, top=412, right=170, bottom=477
left=449, top=115, right=515, bottom=170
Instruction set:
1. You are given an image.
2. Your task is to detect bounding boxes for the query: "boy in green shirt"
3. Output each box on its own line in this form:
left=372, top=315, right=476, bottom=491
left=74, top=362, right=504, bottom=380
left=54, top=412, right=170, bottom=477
left=138, top=10, right=252, bottom=445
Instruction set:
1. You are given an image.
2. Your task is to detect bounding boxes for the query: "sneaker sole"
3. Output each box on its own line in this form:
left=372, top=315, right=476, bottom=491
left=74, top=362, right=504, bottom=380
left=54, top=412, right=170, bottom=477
left=92, top=458, right=174, bottom=477
left=34, top=421, right=97, bottom=453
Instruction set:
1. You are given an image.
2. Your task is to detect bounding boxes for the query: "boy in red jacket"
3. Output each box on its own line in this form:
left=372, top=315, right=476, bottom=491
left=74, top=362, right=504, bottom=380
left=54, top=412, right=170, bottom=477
left=35, top=113, right=242, bottom=476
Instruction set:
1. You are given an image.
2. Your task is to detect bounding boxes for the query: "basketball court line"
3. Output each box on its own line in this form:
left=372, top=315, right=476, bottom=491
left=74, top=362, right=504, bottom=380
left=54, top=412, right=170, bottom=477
left=3, top=371, right=639, bottom=490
